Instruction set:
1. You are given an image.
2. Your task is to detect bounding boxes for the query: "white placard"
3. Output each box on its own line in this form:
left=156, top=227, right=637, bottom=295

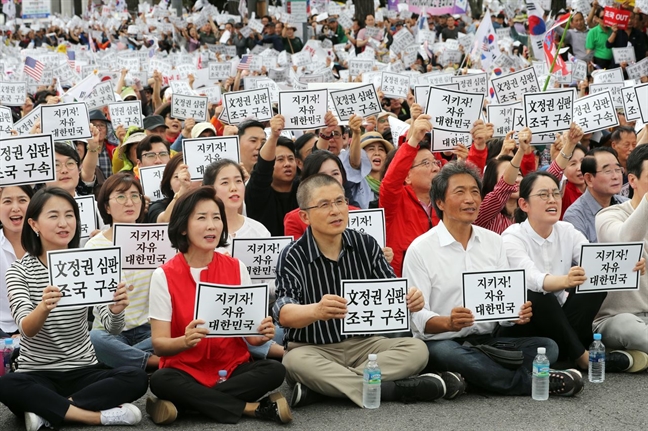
left=341, top=278, right=410, bottom=335
left=41, top=102, right=91, bottom=141
left=347, top=208, right=386, bottom=249
left=113, top=223, right=176, bottom=270
left=278, top=89, right=328, bottom=130
left=612, top=47, right=636, bottom=65
left=381, top=72, right=410, bottom=99
left=83, top=81, right=116, bottom=110
left=388, top=116, right=410, bottom=147
left=573, top=91, right=619, bottom=133
left=414, top=83, right=458, bottom=106
left=47, top=247, right=122, bottom=308
left=199, top=86, right=223, bottom=105
left=171, top=94, right=208, bottom=121
left=523, top=88, right=575, bottom=134
left=329, top=84, right=382, bottom=121
left=418, top=72, right=454, bottom=87
left=487, top=102, right=522, bottom=137
left=74, top=195, right=98, bottom=239
left=462, top=269, right=526, bottom=322
left=222, top=88, right=273, bottom=124
left=0, top=82, right=27, bottom=106
left=621, top=86, right=642, bottom=122
left=431, top=129, right=472, bottom=152
left=108, top=101, right=143, bottom=129
left=349, top=59, right=374, bottom=77
left=139, top=164, right=166, bottom=202
left=169, top=80, right=195, bottom=96
left=0, top=107, right=14, bottom=139
left=194, top=282, right=268, bottom=337
left=183, top=136, right=240, bottom=181
left=426, top=87, right=484, bottom=133
left=208, top=61, right=232, bottom=80
left=231, top=236, right=293, bottom=279
left=452, top=73, right=488, bottom=96
left=626, top=58, right=648, bottom=81
left=577, top=243, right=644, bottom=293
left=390, top=29, right=415, bottom=54
left=0, top=133, right=54, bottom=186
left=635, top=83, right=648, bottom=125
left=572, top=59, right=588, bottom=82
left=589, top=82, right=624, bottom=108
left=592, top=68, right=624, bottom=84
left=13, top=106, right=41, bottom=136
left=490, top=68, right=540, bottom=103
left=255, top=78, right=280, bottom=104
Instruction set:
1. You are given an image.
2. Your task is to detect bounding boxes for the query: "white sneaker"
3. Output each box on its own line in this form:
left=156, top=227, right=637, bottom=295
left=24, top=412, right=51, bottom=431
left=100, top=403, right=142, bottom=426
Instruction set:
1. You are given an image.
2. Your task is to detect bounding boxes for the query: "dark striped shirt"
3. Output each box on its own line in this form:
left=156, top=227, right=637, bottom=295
left=6, top=254, right=125, bottom=372
left=273, top=227, right=395, bottom=345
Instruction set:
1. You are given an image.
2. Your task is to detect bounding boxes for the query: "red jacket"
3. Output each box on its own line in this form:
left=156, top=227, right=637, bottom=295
left=379, top=144, right=438, bottom=277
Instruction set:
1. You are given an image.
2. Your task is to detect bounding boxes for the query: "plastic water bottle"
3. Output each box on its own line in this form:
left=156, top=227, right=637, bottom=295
left=217, top=370, right=227, bottom=384
left=2, top=339, right=13, bottom=376
left=589, top=333, right=605, bottom=383
left=363, top=354, right=381, bottom=409
left=532, top=347, right=550, bottom=401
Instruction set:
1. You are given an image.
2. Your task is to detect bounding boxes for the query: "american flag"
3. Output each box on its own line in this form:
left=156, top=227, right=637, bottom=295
left=24, top=56, right=45, bottom=81
left=67, top=50, right=76, bottom=69
left=237, top=54, right=253, bottom=70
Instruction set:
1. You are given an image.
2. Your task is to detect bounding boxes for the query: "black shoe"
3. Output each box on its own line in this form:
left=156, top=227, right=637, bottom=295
left=290, top=382, right=322, bottom=408
left=393, top=373, right=445, bottom=404
left=255, top=393, right=292, bottom=424
left=607, top=350, right=632, bottom=373
left=549, top=369, right=584, bottom=397
left=437, top=371, right=466, bottom=400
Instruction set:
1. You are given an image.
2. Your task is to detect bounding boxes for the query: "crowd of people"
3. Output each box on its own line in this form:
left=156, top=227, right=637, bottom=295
left=0, top=0, right=647, bottom=429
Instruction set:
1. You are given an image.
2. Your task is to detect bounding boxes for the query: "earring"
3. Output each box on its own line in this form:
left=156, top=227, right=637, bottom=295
left=35, top=231, right=39, bottom=237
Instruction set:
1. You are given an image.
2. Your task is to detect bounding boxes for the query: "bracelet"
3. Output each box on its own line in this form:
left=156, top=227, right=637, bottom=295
left=560, top=150, right=572, bottom=160
left=510, top=162, right=520, bottom=169
left=88, top=148, right=100, bottom=153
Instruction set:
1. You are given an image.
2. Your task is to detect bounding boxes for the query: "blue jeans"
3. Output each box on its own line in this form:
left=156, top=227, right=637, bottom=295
left=90, top=324, right=153, bottom=370
left=424, top=334, right=558, bottom=396
left=245, top=326, right=284, bottom=359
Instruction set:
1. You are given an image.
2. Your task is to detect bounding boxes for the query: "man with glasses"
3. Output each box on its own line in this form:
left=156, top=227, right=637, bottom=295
left=89, top=110, right=118, bottom=179
left=317, top=125, right=345, bottom=156
left=275, top=173, right=463, bottom=409
left=135, top=135, right=171, bottom=169
left=564, top=147, right=628, bottom=242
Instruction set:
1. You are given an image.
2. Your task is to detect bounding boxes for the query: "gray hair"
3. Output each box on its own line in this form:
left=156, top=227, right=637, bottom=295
left=431, top=161, right=483, bottom=220
left=297, top=173, right=344, bottom=209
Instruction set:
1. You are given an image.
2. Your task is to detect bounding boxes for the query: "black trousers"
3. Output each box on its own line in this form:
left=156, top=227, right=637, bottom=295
left=0, top=364, right=148, bottom=427
left=149, top=359, right=285, bottom=424
left=495, top=290, right=607, bottom=362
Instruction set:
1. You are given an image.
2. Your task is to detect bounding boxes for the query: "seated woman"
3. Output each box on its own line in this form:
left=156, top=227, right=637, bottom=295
left=87, top=172, right=159, bottom=371
left=146, top=154, right=198, bottom=223
left=0, top=187, right=148, bottom=430
left=498, top=169, right=645, bottom=371
left=147, top=187, right=292, bottom=426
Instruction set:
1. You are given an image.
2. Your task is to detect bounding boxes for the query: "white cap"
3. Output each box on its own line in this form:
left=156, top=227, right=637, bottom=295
left=368, top=354, right=378, bottom=361
left=537, top=347, right=546, bottom=354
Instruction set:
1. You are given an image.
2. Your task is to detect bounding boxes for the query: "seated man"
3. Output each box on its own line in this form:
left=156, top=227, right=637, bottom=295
left=404, top=159, right=583, bottom=397
left=274, top=174, right=464, bottom=408
left=594, top=144, right=648, bottom=371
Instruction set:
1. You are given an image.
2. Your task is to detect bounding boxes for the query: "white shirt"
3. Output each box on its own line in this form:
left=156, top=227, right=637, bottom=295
left=0, top=230, right=18, bottom=333
left=502, top=220, right=588, bottom=306
left=217, top=216, right=271, bottom=255
left=404, top=221, right=507, bottom=341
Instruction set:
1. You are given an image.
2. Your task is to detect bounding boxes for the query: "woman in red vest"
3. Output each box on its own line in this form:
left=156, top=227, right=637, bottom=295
left=147, top=187, right=292, bottom=426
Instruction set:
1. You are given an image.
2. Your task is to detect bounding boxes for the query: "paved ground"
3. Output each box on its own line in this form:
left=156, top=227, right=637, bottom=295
left=1, top=372, right=647, bottom=431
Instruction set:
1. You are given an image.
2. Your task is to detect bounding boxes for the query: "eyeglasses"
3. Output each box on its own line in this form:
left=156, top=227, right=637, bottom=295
left=92, top=122, right=108, bottom=130
left=330, top=131, right=342, bottom=138
left=377, top=117, right=388, bottom=124
left=411, top=159, right=441, bottom=169
left=55, top=160, right=78, bottom=171
left=302, top=197, right=348, bottom=212
left=529, top=190, right=562, bottom=201
left=109, top=193, right=142, bottom=205
left=596, top=167, right=623, bottom=176
left=141, top=151, right=170, bottom=160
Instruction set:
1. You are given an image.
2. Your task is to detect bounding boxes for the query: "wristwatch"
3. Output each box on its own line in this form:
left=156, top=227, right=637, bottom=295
left=319, top=132, right=333, bottom=140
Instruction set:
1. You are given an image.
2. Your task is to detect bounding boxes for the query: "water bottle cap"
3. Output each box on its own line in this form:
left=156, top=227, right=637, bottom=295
left=218, top=370, right=227, bottom=376
left=4, top=338, right=12, bottom=345
left=537, top=347, right=546, bottom=354
left=368, top=354, right=377, bottom=361
left=594, top=333, right=602, bottom=340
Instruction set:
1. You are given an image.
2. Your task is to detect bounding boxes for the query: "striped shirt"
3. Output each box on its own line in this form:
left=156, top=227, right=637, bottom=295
left=6, top=254, right=125, bottom=372
left=273, top=227, right=395, bottom=345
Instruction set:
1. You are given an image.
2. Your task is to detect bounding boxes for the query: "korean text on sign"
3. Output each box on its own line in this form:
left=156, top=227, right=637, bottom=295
left=347, top=209, right=386, bottom=249
left=182, top=136, right=240, bottom=181
left=425, top=87, right=484, bottom=133
left=490, top=68, right=540, bottom=104
left=41, top=102, right=92, bottom=141
left=0, top=133, right=54, bottom=186
left=47, top=247, right=122, bottom=308
left=139, top=164, right=166, bottom=202
left=341, top=278, right=410, bottom=335
left=222, top=88, right=273, bottom=124
left=278, top=89, right=328, bottom=130
left=194, top=283, right=269, bottom=337
left=573, top=91, right=619, bottom=134
left=108, top=101, right=143, bottom=129
left=74, top=195, right=98, bottom=239
left=462, top=269, right=526, bottom=322
left=329, top=84, right=382, bottom=121
left=577, top=242, right=644, bottom=293
left=523, top=88, right=575, bottom=135
left=113, top=223, right=176, bottom=270
left=171, top=94, right=208, bottom=121
left=231, top=237, right=293, bottom=279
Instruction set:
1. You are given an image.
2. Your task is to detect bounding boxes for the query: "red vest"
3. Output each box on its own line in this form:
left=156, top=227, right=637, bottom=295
left=160, top=253, right=251, bottom=387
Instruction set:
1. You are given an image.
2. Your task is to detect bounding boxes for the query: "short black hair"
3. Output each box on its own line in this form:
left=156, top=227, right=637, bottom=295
left=136, top=135, right=169, bottom=160
left=168, top=186, right=228, bottom=253
left=276, top=136, right=296, bottom=155
left=55, top=142, right=81, bottom=166
left=627, top=144, right=648, bottom=181
left=202, top=159, right=245, bottom=187
left=237, top=120, right=265, bottom=138
left=610, top=125, right=636, bottom=143
left=294, top=133, right=316, bottom=160
left=431, top=161, right=482, bottom=220
left=514, top=171, right=560, bottom=223
left=97, top=172, right=145, bottom=225
left=22, top=187, right=81, bottom=256
left=301, top=151, right=347, bottom=184
left=160, top=154, right=185, bottom=201
left=0, top=185, right=34, bottom=229
left=581, top=146, right=619, bottom=177
left=297, top=173, right=344, bottom=209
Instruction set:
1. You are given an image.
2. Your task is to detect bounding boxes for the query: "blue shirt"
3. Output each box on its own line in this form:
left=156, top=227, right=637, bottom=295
left=563, top=189, right=628, bottom=242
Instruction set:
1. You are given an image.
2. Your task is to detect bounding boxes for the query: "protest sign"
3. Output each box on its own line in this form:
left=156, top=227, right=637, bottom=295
left=0, top=107, right=13, bottom=139
left=612, top=47, right=636, bottom=65
left=577, top=243, right=644, bottom=293
left=278, top=89, right=328, bottom=130
left=0, top=133, right=54, bottom=186
left=431, top=129, right=472, bottom=152
left=194, top=282, right=268, bottom=337
left=592, top=68, right=624, bottom=84
left=572, top=59, right=588, bottom=82
left=200, top=86, right=223, bottom=104
left=387, top=116, right=410, bottom=147
left=183, top=136, right=240, bottom=181
left=462, top=269, right=526, bottom=322
left=390, top=29, right=415, bottom=54
left=523, top=88, right=575, bottom=134
left=329, top=84, right=382, bottom=121
left=621, top=86, right=641, bottom=122
left=414, top=84, right=458, bottom=106
left=554, top=63, right=573, bottom=85
left=83, top=81, right=116, bottom=110
left=573, top=91, right=619, bottom=133
left=13, top=106, right=41, bottom=136
left=47, top=247, right=121, bottom=308
left=347, top=209, right=386, bottom=249
left=635, top=83, right=648, bottom=125
left=487, top=102, right=521, bottom=137
left=490, top=68, right=540, bottom=103
left=0, top=82, right=27, bottom=106
left=139, top=164, right=166, bottom=202
left=602, top=7, right=631, bottom=30
left=171, top=94, right=208, bottom=121
left=341, top=278, right=410, bottom=335
left=222, top=88, right=273, bottom=124
left=113, top=223, right=176, bottom=270
left=349, top=59, right=374, bottom=77
left=626, top=58, right=648, bottom=81
left=426, top=87, right=484, bottom=132
left=589, top=82, right=624, bottom=108
left=41, top=102, right=92, bottom=140
left=108, top=101, right=143, bottom=129
left=169, top=80, right=195, bottom=96
left=231, top=237, right=293, bottom=279
left=381, top=72, right=410, bottom=99
left=74, top=195, right=98, bottom=239
left=418, top=72, right=455, bottom=87
left=452, top=73, right=488, bottom=96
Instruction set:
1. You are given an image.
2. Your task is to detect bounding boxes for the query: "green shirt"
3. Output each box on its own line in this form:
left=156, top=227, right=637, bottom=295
left=585, top=25, right=612, bottom=60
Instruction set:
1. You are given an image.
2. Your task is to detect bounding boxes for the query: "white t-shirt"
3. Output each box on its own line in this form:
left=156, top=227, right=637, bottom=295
left=217, top=216, right=271, bottom=255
